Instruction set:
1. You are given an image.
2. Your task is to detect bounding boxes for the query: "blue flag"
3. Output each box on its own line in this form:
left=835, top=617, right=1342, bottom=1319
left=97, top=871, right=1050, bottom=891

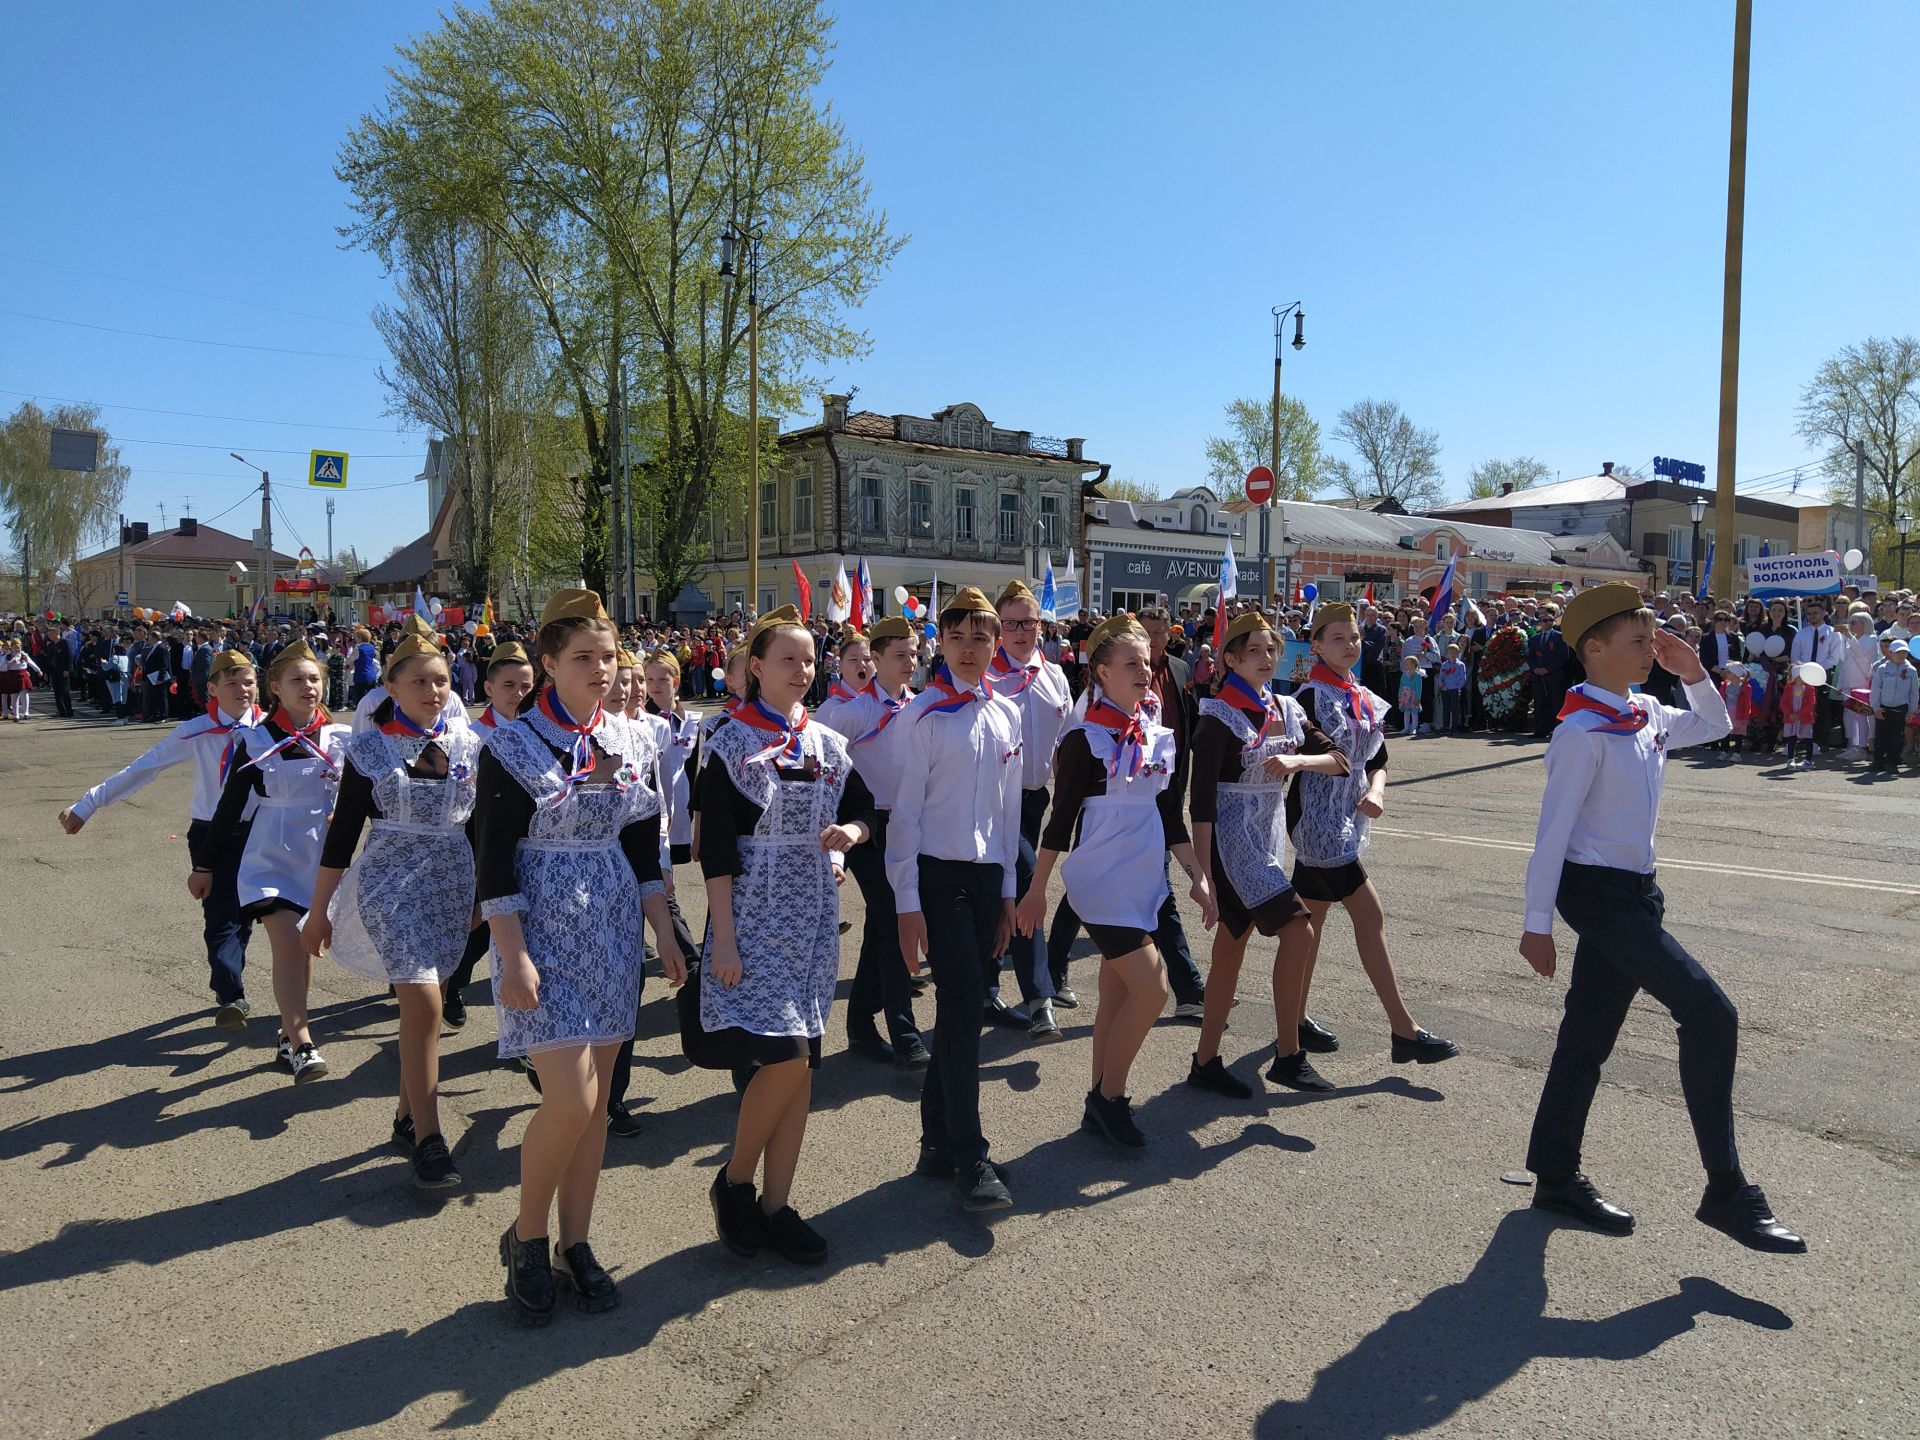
left=1040, top=552, right=1057, bottom=621
left=1696, top=537, right=1715, bottom=600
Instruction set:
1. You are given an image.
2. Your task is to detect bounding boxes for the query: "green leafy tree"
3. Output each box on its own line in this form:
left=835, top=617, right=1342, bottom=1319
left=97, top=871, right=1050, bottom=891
left=1203, top=395, right=1320, bottom=498
left=0, top=401, right=129, bottom=614
left=1465, top=456, right=1551, bottom=500
left=1098, top=476, right=1162, bottom=503
left=1325, top=398, right=1444, bottom=509
left=1797, top=336, right=1920, bottom=572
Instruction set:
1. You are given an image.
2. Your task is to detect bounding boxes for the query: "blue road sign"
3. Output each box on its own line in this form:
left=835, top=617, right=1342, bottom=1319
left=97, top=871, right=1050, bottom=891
left=308, top=450, right=349, bottom=488
left=116, top=590, right=129, bottom=606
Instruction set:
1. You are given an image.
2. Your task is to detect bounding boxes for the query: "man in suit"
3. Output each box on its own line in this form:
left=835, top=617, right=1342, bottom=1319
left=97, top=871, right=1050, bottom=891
left=1359, top=602, right=1393, bottom=699
left=137, top=627, right=172, bottom=723
left=1526, top=605, right=1572, bottom=738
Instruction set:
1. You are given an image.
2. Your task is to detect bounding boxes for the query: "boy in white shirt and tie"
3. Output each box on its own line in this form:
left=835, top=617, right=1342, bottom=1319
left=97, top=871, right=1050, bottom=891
left=889, top=587, right=1025, bottom=1211
left=1519, top=583, right=1806, bottom=1254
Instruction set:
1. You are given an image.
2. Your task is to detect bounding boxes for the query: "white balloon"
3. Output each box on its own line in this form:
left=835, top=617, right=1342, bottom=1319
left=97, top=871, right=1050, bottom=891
left=1764, top=634, right=1786, bottom=657
left=428, top=596, right=444, bottom=616
left=463, top=620, right=479, bottom=634
left=1798, top=661, right=1827, bottom=688
left=1842, top=548, right=1864, bottom=571
left=893, top=586, right=910, bottom=605
left=710, top=667, right=726, bottom=682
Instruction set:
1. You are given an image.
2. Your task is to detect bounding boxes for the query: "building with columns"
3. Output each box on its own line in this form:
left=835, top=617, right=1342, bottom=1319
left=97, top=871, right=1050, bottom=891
left=669, top=397, right=1103, bottom=619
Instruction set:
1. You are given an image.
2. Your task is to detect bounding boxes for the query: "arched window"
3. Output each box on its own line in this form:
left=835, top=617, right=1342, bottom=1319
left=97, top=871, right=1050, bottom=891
left=1190, top=504, right=1208, bottom=534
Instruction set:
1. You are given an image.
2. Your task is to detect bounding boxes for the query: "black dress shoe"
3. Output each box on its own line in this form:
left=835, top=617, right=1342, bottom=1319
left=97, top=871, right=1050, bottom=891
left=1391, top=1027, right=1460, bottom=1064
left=441, top=985, right=467, bottom=1030
left=764, top=1205, right=828, bottom=1264
left=500, top=1224, right=555, bottom=1326
left=1696, top=1183, right=1807, bottom=1254
left=1186, top=1053, right=1254, bottom=1099
left=915, top=1141, right=955, bottom=1179
left=1299, top=1015, right=1340, bottom=1053
left=709, top=1168, right=767, bottom=1257
left=893, top=1035, right=932, bottom=1070
left=1532, top=1173, right=1635, bottom=1234
left=1266, top=1049, right=1335, bottom=1092
left=846, top=1033, right=896, bottom=1064
left=982, top=997, right=1030, bottom=1030
left=554, top=1240, right=618, bottom=1311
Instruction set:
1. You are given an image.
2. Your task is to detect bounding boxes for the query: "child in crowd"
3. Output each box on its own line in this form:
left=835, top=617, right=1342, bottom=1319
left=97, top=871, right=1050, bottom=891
left=1869, top=638, right=1917, bottom=774
left=1778, top=666, right=1819, bottom=770
left=1437, top=645, right=1469, bottom=733
left=1717, top=663, right=1753, bottom=756
left=1395, top=655, right=1423, bottom=738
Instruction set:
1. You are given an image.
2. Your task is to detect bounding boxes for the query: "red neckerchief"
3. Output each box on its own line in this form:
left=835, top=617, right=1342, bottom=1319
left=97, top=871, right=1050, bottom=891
left=242, top=706, right=337, bottom=776
left=207, top=701, right=264, bottom=782
left=476, top=705, right=501, bottom=729
left=732, top=697, right=808, bottom=765
left=536, top=688, right=605, bottom=796
left=1309, top=662, right=1377, bottom=729
left=986, top=646, right=1038, bottom=698
left=380, top=705, right=448, bottom=740
left=722, top=696, right=742, bottom=716
left=1084, top=695, right=1147, bottom=779
left=827, top=679, right=861, bottom=704
left=918, top=664, right=986, bottom=721
left=851, top=680, right=910, bottom=746
left=1217, top=671, right=1278, bottom=743
left=1557, top=686, right=1650, bottom=735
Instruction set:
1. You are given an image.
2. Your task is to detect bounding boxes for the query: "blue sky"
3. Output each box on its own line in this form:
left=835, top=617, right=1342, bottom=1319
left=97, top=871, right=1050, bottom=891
left=3, top=0, right=1914, bottom=569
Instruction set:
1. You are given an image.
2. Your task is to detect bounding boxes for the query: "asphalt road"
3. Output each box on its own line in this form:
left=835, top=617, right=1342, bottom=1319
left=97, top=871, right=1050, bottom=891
left=1, top=711, right=1915, bottom=1439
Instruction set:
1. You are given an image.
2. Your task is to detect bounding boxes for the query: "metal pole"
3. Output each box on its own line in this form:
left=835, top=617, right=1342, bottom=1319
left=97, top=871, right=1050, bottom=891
left=609, top=374, right=625, bottom=624
left=261, top=471, right=273, bottom=621
left=325, top=497, right=335, bottom=569
left=747, top=275, right=761, bottom=618
left=1691, top=518, right=1702, bottom=594
left=1712, top=0, right=1753, bottom=583
left=1266, top=314, right=1284, bottom=609
left=1853, top=441, right=1866, bottom=572
left=117, top=511, right=125, bottom=618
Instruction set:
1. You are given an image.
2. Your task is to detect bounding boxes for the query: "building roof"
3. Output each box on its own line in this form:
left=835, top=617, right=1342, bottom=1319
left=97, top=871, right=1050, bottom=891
left=1430, top=473, right=1630, bottom=514
left=355, top=532, right=437, bottom=587
left=1547, top=531, right=1625, bottom=555
left=78, top=520, right=295, bottom=568
left=783, top=408, right=1102, bottom=468
left=1319, top=495, right=1409, bottom=514
left=1269, top=501, right=1637, bottom=570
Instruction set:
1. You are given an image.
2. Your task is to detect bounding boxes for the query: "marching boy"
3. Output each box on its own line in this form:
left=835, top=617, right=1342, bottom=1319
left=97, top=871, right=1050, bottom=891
left=1518, top=582, right=1806, bottom=1253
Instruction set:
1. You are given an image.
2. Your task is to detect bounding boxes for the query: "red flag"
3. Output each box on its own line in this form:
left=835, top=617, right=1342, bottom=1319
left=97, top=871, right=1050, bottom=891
left=1365, top=583, right=1375, bottom=604
left=849, top=560, right=866, bottom=631
left=792, top=560, right=812, bottom=622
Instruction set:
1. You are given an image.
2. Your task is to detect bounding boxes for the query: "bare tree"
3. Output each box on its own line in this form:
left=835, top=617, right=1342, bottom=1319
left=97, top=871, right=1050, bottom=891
left=1466, top=456, right=1551, bottom=500
left=1325, top=399, right=1444, bottom=509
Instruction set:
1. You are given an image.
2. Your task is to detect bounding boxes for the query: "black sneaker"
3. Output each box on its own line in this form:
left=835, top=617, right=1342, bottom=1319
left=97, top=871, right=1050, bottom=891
left=500, top=1224, right=555, bottom=1326
left=764, top=1205, right=828, bottom=1265
left=1186, top=1053, right=1254, bottom=1099
left=412, top=1133, right=461, bottom=1190
left=893, top=1035, right=933, bottom=1070
left=1391, top=1027, right=1460, bottom=1064
left=1266, top=1048, right=1335, bottom=1092
left=1082, top=1089, right=1146, bottom=1149
left=442, top=984, right=467, bottom=1030
left=955, top=1160, right=1013, bottom=1212
left=915, top=1141, right=955, bottom=1179
left=392, top=1113, right=417, bottom=1150
left=275, top=1033, right=294, bottom=1071
left=213, top=998, right=250, bottom=1032
left=1299, top=1015, right=1340, bottom=1053
left=710, top=1167, right=767, bottom=1257
left=554, top=1241, right=619, bottom=1310
left=846, top=1032, right=896, bottom=1064
left=606, top=1100, right=644, bottom=1138
left=288, top=1043, right=329, bottom=1084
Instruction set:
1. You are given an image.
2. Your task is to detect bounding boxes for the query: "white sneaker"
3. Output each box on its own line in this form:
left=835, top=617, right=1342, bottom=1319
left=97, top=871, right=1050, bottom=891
left=288, top=1043, right=330, bottom=1084
left=1173, top=1001, right=1206, bottom=1023
left=276, top=1033, right=295, bottom=1070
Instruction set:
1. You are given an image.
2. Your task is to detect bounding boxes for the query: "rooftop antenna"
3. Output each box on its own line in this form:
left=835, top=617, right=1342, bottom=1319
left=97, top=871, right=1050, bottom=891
left=158, top=502, right=168, bottom=528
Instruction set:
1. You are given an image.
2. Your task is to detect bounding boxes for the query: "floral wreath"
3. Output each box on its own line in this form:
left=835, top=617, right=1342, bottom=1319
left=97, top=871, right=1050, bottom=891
left=1477, top=625, right=1530, bottom=720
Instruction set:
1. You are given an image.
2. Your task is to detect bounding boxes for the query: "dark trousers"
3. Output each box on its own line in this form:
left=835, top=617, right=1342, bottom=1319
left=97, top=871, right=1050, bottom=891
left=142, top=679, right=168, bottom=723
left=1873, top=705, right=1910, bottom=769
left=1527, top=863, right=1740, bottom=1183
left=1440, top=688, right=1467, bottom=732
left=918, top=857, right=1002, bottom=1166
left=185, top=818, right=252, bottom=1003
left=1047, top=861, right=1204, bottom=1006
left=987, top=787, right=1053, bottom=1006
left=1814, top=691, right=1841, bottom=751
left=610, top=886, right=698, bottom=1106
left=1530, top=673, right=1568, bottom=737
left=51, top=673, right=73, bottom=717
left=846, top=811, right=919, bottom=1044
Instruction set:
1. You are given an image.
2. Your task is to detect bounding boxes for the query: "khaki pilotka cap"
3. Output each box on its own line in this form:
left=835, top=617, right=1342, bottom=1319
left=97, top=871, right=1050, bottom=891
left=1560, top=582, right=1649, bottom=650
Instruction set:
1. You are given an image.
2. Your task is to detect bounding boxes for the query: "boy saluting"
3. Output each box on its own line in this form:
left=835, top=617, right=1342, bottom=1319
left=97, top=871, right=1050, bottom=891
left=1519, top=582, right=1806, bottom=1253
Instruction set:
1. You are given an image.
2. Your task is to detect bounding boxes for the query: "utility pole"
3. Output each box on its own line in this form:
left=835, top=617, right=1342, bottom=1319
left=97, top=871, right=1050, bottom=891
left=1266, top=303, right=1306, bottom=608
left=1712, top=0, right=1753, bottom=583
left=1853, top=441, right=1867, bottom=571
left=261, top=470, right=273, bottom=618
left=325, top=497, right=335, bottom=570
left=117, top=511, right=126, bottom=618
left=747, top=267, right=761, bottom=618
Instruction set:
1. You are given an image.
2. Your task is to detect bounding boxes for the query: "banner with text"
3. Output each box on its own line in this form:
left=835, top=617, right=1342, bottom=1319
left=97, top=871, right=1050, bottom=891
left=1747, top=552, right=1843, bottom=599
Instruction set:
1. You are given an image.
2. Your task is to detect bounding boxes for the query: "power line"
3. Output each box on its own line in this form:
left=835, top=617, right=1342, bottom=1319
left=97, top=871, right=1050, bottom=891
left=0, top=385, right=426, bottom=436
left=115, top=436, right=419, bottom=457
left=0, top=251, right=380, bottom=332
left=0, top=307, right=385, bottom=362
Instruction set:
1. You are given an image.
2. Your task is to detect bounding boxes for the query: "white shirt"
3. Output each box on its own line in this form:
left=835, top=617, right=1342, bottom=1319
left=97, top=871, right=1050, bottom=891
left=818, top=684, right=913, bottom=808
left=1522, top=677, right=1730, bottom=934
left=350, top=685, right=472, bottom=736
left=885, top=681, right=1024, bottom=913
left=1790, top=623, right=1846, bottom=671
left=987, top=649, right=1073, bottom=790
left=71, top=705, right=266, bottom=824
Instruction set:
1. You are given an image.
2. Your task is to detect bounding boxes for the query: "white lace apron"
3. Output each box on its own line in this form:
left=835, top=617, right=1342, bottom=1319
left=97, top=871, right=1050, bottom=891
left=1290, top=679, right=1389, bottom=868
left=1196, top=696, right=1304, bottom=909
left=1057, top=722, right=1179, bottom=931
left=234, top=721, right=350, bottom=912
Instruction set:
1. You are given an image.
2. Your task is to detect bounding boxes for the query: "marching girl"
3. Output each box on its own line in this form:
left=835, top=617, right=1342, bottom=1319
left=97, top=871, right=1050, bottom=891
left=1187, top=612, right=1350, bottom=1096
left=1015, top=615, right=1215, bottom=1148
left=190, top=641, right=350, bottom=1082
left=473, top=590, right=680, bottom=1324
left=643, top=651, right=700, bottom=866
left=61, top=648, right=264, bottom=1027
left=816, top=615, right=926, bottom=1066
left=302, top=631, right=484, bottom=1189
left=351, top=615, right=469, bottom=737
left=687, top=645, right=751, bottom=856
left=1289, top=606, right=1458, bottom=1069
left=697, top=607, right=875, bottom=1262
left=443, top=641, right=536, bottom=1030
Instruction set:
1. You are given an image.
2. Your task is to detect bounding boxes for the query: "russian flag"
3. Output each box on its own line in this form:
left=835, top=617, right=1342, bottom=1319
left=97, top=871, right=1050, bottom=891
left=1427, top=554, right=1458, bottom=637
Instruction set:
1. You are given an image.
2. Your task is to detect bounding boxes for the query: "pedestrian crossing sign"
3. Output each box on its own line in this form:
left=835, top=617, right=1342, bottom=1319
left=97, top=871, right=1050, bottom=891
left=308, top=449, right=349, bottom=489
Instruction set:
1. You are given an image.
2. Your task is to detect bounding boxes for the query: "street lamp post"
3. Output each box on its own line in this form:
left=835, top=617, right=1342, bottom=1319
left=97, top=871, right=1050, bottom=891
left=1263, top=302, right=1306, bottom=608
left=230, top=452, right=271, bottom=617
left=719, top=228, right=763, bottom=618
left=1689, top=494, right=1709, bottom=597
left=1898, top=511, right=1913, bottom=589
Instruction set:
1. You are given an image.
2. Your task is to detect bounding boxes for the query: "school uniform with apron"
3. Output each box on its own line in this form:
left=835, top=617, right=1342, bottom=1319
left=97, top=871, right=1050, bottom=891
left=1194, top=693, right=1311, bottom=939
left=1289, top=673, right=1390, bottom=903
left=1054, top=715, right=1181, bottom=957
left=230, top=718, right=351, bottom=918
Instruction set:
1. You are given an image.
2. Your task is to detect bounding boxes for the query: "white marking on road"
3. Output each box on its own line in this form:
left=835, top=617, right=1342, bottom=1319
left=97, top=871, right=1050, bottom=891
left=1370, top=827, right=1920, bottom=897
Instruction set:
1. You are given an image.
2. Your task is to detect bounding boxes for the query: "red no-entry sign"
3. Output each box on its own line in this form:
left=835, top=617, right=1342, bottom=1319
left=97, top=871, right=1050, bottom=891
left=1245, top=466, right=1275, bottom=505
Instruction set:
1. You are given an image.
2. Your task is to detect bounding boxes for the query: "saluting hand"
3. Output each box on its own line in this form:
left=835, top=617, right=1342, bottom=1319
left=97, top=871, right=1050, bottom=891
left=1650, top=627, right=1707, bottom=684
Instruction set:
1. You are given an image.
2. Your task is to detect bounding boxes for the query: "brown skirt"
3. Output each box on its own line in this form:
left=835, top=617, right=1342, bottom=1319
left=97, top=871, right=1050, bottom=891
left=1210, top=850, right=1311, bottom=941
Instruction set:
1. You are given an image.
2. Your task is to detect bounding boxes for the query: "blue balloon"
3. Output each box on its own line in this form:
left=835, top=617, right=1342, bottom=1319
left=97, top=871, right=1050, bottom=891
left=923, top=619, right=937, bottom=639
left=1302, top=582, right=1319, bottom=603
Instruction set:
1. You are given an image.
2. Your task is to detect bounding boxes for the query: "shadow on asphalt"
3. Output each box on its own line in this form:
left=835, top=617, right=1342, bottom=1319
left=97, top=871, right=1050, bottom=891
left=1252, top=1209, right=1792, bottom=1439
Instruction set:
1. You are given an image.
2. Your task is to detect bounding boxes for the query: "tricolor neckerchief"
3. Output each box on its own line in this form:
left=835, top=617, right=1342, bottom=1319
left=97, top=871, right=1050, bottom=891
left=1217, top=671, right=1279, bottom=743
left=242, top=706, right=338, bottom=776
left=827, top=679, right=861, bottom=704
left=1557, top=685, right=1650, bottom=735
left=986, top=646, right=1039, bottom=698
left=537, top=688, right=605, bottom=798
left=851, top=680, right=911, bottom=746
left=918, top=664, right=986, bottom=722
left=208, top=701, right=264, bottom=783
left=1083, top=694, right=1147, bottom=779
left=476, top=705, right=503, bottom=729
left=1309, top=662, right=1377, bottom=729
left=733, top=697, right=808, bottom=766
left=380, top=705, right=448, bottom=741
